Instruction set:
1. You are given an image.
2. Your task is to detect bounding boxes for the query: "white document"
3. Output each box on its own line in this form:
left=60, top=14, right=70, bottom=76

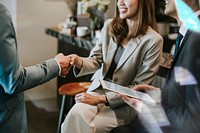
left=100, top=80, right=156, bottom=104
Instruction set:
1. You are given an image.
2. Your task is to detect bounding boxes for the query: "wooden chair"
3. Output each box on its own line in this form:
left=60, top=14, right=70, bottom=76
left=57, top=82, right=92, bottom=133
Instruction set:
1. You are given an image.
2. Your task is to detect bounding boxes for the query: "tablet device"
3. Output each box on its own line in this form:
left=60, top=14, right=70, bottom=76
left=100, top=80, right=156, bottom=104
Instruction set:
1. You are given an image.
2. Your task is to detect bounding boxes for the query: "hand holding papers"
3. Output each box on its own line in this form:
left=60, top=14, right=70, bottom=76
left=100, top=80, right=156, bottom=104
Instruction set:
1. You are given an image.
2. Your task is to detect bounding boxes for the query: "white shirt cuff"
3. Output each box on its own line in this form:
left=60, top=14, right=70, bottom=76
left=54, top=58, right=61, bottom=75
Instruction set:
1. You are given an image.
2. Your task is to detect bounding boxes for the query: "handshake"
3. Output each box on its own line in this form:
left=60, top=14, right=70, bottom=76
left=55, top=53, right=82, bottom=77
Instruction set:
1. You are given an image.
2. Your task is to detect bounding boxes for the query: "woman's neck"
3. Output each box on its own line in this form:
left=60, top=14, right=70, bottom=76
left=121, top=33, right=131, bottom=48
left=126, top=19, right=134, bottom=29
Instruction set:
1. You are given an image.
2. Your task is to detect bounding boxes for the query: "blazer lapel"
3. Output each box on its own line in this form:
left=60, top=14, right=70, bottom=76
left=115, top=37, right=140, bottom=72
left=171, top=15, right=200, bottom=69
left=171, top=30, right=191, bottom=68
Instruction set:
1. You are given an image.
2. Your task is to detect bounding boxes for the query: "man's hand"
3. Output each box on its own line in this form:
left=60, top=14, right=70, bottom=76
left=133, top=84, right=160, bottom=93
left=55, top=53, right=71, bottom=77
left=119, top=84, right=160, bottom=112
left=118, top=94, right=143, bottom=112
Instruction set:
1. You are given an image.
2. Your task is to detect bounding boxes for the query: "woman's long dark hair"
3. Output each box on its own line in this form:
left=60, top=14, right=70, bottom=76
left=109, top=0, right=157, bottom=45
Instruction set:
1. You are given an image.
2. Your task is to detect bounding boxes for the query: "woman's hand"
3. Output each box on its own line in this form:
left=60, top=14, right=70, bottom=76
left=69, top=54, right=83, bottom=69
left=75, top=92, right=106, bottom=105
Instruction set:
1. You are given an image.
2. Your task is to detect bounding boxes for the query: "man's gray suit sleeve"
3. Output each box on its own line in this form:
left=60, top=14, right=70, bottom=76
left=0, top=4, right=59, bottom=94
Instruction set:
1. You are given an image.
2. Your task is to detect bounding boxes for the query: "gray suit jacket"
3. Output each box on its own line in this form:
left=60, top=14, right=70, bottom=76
left=74, top=19, right=163, bottom=124
left=0, top=3, right=59, bottom=133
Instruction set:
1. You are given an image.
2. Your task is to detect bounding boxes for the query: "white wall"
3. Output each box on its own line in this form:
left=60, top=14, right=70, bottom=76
left=17, top=0, right=70, bottom=101
left=0, top=0, right=17, bottom=28
left=17, top=0, right=114, bottom=101
left=1, top=0, right=114, bottom=101
left=105, top=0, right=115, bottom=19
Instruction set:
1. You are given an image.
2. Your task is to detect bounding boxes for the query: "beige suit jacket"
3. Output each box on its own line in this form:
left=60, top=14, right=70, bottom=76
left=74, top=19, right=163, bottom=124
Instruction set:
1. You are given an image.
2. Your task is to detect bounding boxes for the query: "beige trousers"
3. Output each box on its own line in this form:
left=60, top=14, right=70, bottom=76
left=61, top=91, right=119, bottom=133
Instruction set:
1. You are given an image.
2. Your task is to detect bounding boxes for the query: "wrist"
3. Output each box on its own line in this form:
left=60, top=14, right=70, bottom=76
left=105, top=96, right=109, bottom=106
left=75, top=56, right=83, bottom=69
left=54, top=58, right=61, bottom=75
left=99, top=95, right=109, bottom=106
left=99, top=95, right=106, bottom=103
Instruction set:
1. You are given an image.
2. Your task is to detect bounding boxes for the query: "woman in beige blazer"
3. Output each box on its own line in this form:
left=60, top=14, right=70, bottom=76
left=61, top=0, right=163, bottom=132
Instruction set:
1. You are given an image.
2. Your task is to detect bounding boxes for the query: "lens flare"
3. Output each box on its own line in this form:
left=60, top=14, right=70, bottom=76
left=174, top=67, right=197, bottom=85
left=175, top=0, right=200, bottom=32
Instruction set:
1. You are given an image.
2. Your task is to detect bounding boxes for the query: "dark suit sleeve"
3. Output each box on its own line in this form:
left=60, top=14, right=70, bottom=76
left=0, top=4, right=59, bottom=95
left=163, top=32, right=200, bottom=131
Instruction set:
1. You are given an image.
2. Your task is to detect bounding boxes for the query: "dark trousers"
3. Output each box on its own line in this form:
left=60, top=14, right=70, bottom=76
left=110, top=124, right=198, bottom=133
left=110, top=121, right=148, bottom=133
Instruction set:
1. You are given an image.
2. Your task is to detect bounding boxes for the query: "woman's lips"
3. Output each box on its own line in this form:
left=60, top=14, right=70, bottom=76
left=119, top=7, right=128, bottom=13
